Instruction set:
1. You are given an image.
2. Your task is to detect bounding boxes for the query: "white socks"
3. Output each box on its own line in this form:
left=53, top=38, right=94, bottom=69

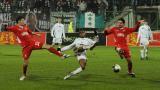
left=145, top=49, right=148, bottom=57
left=71, top=67, right=83, bottom=75
left=64, top=67, right=83, bottom=80
left=140, top=50, right=144, bottom=58
left=140, top=46, right=148, bottom=59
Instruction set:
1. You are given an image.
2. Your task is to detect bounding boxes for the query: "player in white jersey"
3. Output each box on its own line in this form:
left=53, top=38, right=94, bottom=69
left=61, top=31, right=98, bottom=80
left=51, top=17, right=66, bottom=51
left=137, top=21, right=153, bottom=60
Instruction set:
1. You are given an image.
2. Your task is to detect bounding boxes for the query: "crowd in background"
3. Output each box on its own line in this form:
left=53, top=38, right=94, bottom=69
left=0, top=0, right=160, bottom=14
left=0, top=0, right=160, bottom=32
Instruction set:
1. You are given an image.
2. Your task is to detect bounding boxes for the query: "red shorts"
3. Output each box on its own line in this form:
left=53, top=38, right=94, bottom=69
left=22, top=39, right=44, bottom=60
left=115, top=46, right=131, bottom=59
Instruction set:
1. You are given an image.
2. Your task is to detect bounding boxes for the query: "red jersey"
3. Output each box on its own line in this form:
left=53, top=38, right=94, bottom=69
left=105, top=22, right=140, bottom=49
left=7, top=25, right=61, bottom=60
left=7, top=25, right=35, bottom=47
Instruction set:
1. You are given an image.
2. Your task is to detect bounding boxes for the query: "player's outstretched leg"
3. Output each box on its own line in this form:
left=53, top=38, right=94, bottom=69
left=57, top=43, right=62, bottom=52
left=42, top=44, right=69, bottom=59
left=64, top=59, right=86, bottom=80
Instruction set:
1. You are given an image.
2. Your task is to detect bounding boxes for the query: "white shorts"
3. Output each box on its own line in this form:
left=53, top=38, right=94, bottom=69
left=77, top=55, right=87, bottom=61
left=140, top=38, right=149, bottom=46
left=52, top=38, right=62, bottom=44
left=76, top=52, right=87, bottom=61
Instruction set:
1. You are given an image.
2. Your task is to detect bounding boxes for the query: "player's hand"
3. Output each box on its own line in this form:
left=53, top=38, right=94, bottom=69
left=149, top=40, right=154, bottom=43
left=138, top=20, right=145, bottom=24
left=35, top=33, right=41, bottom=37
left=104, top=26, right=111, bottom=31
left=136, top=42, right=139, bottom=46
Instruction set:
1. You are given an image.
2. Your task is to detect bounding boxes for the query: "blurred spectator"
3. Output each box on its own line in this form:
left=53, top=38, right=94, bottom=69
left=77, top=0, right=87, bottom=13
left=97, top=0, right=107, bottom=15
left=113, top=5, right=118, bottom=17
left=56, top=0, right=63, bottom=11
left=50, top=0, right=56, bottom=11
left=93, top=0, right=99, bottom=14
left=66, top=0, right=72, bottom=12
left=62, top=0, right=67, bottom=12
left=87, top=0, right=98, bottom=13
left=34, top=0, right=42, bottom=10
left=112, top=0, right=118, bottom=6
left=131, top=0, right=138, bottom=6
left=71, top=0, right=77, bottom=10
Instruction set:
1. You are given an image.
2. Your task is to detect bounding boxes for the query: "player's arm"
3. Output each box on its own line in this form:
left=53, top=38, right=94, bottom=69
left=148, top=26, right=153, bottom=41
left=104, top=27, right=113, bottom=35
left=61, top=40, right=76, bottom=51
left=127, top=20, right=144, bottom=34
left=50, top=25, right=55, bottom=37
left=27, top=27, right=40, bottom=36
left=136, top=27, right=141, bottom=44
left=89, top=38, right=97, bottom=50
left=6, top=26, right=16, bottom=32
left=90, top=30, right=99, bottom=50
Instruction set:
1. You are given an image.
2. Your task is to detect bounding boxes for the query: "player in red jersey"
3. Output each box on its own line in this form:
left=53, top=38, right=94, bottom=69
left=7, top=16, right=69, bottom=80
left=104, top=18, right=144, bottom=77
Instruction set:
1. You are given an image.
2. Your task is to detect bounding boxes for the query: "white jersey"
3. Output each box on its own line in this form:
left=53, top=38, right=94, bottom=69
left=137, top=24, right=153, bottom=46
left=137, top=24, right=153, bottom=40
left=51, top=23, right=65, bottom=39
left=61, top=38, right=96, bottom=51
left=61, top=37, right=96, bottom=60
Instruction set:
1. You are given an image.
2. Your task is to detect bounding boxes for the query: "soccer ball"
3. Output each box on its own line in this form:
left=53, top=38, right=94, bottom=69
left=112, top=64, right=121, bottom=73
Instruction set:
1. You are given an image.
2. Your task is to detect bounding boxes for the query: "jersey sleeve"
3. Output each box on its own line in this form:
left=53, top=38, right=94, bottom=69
left=136, top=26, right=142, bottom=42
left=6, top=26, right=17, bottom=32
left=85, top=38, right=96, bottom=49
left=126, top=22, right=141, bottom=34
left=61, top=39, right=76, bottom=51
left=51, top=25, right=55, bottom=37
left=104, top=27, right=114, bottom=35
left=148, top=26, right=153, bottom=40
left=27, top=26, right=33, bottom=34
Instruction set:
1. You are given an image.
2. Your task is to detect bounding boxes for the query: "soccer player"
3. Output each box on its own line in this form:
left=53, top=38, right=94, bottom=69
left=51, top=17, right=65, bottom=51
left=136, top=20, right=153, bottom=60
left=7, top=16, right=68, bottom=81
left=104, top=18, right=144, bottom=77
left=61, top=31, right=98, bottom=80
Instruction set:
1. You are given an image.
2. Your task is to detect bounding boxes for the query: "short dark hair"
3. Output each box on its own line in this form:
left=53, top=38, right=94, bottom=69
left=118, top=18, right=125, bottom=24
left=57, top=17, right=62, bottom=19
left=16, top=16, right=25, bottom=23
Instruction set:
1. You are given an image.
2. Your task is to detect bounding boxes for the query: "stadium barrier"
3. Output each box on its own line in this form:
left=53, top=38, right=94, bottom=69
left=46, top=33, right=106, bottom=45
left=2, top=32, right=160, bottom=46
left=0, top=32, right=46, bottom=45
left=106, top=32, right=160, bottom=46
left=0, top=32, right=106, bottom=45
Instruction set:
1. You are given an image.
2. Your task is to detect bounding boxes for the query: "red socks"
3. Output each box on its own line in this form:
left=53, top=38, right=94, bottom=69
left=48, top=47, right=62, bottom=57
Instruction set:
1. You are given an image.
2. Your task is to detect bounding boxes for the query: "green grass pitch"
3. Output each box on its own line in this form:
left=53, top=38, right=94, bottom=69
left=0, top=45, right=160, bottom=90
